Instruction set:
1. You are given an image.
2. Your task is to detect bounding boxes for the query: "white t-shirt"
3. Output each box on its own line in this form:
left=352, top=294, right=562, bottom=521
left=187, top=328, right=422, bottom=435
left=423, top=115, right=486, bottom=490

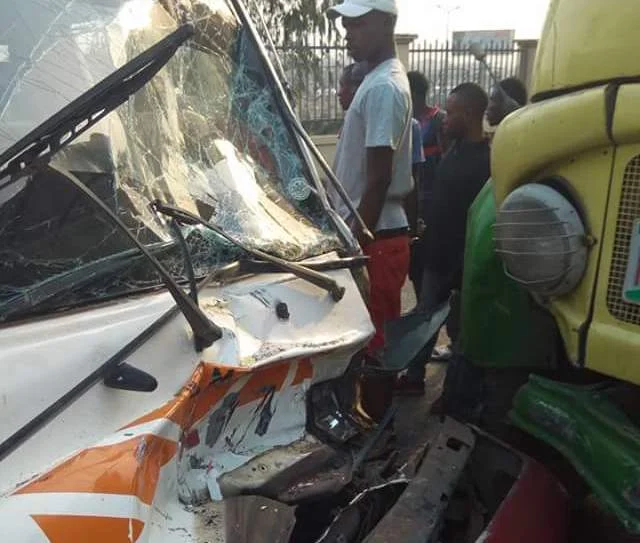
left=331, top=58, right=413, bottom=232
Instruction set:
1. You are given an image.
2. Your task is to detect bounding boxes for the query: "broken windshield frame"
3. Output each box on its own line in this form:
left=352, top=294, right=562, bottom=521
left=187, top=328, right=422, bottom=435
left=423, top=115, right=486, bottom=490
left=152, top=199, right=346, bottom=301
left=0, top=22, right=222, bottom=348
left=0, top=0, right=347, bottom=325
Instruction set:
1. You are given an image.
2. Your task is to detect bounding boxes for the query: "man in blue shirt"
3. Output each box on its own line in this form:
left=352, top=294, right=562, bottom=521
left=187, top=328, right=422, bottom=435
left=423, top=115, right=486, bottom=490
left=406, top=71, right=446, bottom=298
left=405, top=117, right=426, bottom=240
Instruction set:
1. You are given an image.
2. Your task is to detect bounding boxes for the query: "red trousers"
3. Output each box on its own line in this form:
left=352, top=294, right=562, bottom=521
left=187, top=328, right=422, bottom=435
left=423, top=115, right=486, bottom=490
left=363, top=235, right=410, bottom=353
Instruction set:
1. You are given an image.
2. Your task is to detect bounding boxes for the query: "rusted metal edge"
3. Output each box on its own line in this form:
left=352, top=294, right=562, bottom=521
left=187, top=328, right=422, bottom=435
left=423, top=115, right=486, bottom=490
left=363, top=416, right=476, bottom=543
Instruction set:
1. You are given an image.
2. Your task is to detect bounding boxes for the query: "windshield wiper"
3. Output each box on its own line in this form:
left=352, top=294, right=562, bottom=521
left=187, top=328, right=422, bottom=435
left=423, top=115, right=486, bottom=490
left=0, top=24, right=222, bottom=350
left=0, top=24, right=191, bottom=181
left=152, top=201, right=346, bottom=302
left=0, top=243, right=175, bottom=322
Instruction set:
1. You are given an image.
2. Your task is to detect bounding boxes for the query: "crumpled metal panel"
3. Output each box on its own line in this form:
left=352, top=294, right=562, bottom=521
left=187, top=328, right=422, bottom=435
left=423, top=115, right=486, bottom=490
left=364, top=417, right=475, bottom=543
left=218, top=436, right=352, bottom=502
left=0, top=357, right=315, bottom=541
left=510, top=375, right=640, bottom=535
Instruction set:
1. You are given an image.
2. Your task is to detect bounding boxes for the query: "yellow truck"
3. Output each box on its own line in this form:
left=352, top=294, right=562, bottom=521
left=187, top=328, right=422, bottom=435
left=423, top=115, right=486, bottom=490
left=458, top=0, right=640, bottom=538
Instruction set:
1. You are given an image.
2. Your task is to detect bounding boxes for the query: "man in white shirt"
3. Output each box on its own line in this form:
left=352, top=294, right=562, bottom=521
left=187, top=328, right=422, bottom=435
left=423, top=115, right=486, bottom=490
left=328, top=0, right=413, bottom=354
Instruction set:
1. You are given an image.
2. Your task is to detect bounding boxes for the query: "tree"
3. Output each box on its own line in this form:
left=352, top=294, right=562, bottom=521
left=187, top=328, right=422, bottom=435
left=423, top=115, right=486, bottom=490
left=248, top=0, right=346, bottom=133
left=255, top=0, right=338, bottom=46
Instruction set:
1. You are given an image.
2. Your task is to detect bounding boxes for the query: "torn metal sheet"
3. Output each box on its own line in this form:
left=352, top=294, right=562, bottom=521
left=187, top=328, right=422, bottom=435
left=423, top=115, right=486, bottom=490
left=315, top=480, right=409, bottom=543
left=2, top=358, right=327, bottom=540
left=218, top=435, right=352, bottom=502
left=224, top=496, right=296, bottom=543
left=511, top=376, right=640, bottom=535
left=364, top=417, right=475, bottom=543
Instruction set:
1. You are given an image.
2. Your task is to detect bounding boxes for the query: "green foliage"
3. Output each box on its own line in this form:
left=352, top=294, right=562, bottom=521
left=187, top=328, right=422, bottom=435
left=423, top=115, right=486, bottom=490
left=257, top=0, right=337, bottom=46
left=248, top=0, right=344, bottom=118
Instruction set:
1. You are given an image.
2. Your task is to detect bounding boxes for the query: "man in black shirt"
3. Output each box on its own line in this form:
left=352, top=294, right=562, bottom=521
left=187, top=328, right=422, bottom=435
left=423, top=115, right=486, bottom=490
left=486, top=77, right=527, bottom=128
left=397, top=82, right=490, bottom=396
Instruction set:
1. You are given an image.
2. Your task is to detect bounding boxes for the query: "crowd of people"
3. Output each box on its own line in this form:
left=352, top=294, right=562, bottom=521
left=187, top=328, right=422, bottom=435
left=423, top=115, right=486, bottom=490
left=327, top=0, right=528, bottom=411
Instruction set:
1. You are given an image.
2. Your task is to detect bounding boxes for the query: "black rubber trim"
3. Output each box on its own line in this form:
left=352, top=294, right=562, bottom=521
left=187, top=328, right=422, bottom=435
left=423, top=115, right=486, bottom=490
left=240, top=255, right=368, bottom=274
left=0, top=306, right=177, bottom=463
left=604, top=83, right=620, bottom=144
left=531, top=75, right=640, bottom=104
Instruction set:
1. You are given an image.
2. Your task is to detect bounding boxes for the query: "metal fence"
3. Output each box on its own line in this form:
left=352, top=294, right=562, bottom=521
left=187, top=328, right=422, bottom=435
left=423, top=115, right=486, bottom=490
left=409, top=41, right=523, bottom=108
left=278, top=39, right=523, bottom=135
left=277, top=36, right=351, bottom=135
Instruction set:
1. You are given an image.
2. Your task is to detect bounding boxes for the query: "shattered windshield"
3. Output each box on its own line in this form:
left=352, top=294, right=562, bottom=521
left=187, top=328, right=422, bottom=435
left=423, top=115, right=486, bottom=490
left=0, top=0, right=342, bottom=323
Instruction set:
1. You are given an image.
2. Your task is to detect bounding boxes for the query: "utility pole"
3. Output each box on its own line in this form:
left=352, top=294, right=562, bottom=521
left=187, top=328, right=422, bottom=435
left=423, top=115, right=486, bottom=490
left=436, top=3, right=460, bottom=104
left=436, top=3, right=460, bottom=41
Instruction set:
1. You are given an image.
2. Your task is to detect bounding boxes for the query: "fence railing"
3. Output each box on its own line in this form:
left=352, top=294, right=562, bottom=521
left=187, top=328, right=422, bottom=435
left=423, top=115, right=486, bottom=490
left=277, top=40, right=350, bottom=135
left=409, top=41, right=522, bottom=108
left=278, top=40, right=524, bottom=135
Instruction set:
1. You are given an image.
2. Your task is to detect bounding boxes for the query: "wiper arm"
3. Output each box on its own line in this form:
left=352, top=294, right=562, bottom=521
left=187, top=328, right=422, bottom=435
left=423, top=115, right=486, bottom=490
left=0, top=23, right=222, bottom=350
left=50, top=164, right=221, bottom=350
left=152, top=201, right=346, bottom=302
left=0, top=243, right=172, bottom=322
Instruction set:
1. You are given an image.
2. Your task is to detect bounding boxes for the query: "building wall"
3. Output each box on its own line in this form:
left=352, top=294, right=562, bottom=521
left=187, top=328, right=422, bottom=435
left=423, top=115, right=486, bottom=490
left=311, top=133, right=339, bottom=166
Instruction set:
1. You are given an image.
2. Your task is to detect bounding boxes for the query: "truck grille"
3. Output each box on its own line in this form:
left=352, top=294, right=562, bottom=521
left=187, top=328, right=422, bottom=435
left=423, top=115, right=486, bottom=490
left=607, top=155, right=640, bottom=324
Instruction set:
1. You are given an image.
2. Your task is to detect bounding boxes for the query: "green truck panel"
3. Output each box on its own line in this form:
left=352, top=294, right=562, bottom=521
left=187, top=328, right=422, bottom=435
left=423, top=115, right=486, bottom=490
left=510, top=375, right=640, bottom=534
left=459, top=179, right=556, bottom=369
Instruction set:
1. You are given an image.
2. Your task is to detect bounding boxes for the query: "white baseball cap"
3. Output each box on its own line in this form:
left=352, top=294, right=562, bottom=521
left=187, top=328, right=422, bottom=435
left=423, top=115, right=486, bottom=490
left=327, top=0, right=398, bottom=19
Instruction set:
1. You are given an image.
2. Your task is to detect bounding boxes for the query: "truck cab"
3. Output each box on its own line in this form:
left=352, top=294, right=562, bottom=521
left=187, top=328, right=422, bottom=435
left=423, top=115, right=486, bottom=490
left=460, top=0, right=640, bottom=536
left=493, top=0, right=640, bottom=383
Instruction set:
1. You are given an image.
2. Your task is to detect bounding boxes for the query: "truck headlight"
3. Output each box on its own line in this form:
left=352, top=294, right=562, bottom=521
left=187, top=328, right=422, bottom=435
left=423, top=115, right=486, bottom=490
left=494, top=183, right=588, bottom=297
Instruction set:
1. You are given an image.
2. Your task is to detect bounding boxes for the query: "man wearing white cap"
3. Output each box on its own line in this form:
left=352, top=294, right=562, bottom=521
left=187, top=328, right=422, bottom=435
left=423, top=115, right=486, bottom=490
left=327, top=0, right=413, bottom=355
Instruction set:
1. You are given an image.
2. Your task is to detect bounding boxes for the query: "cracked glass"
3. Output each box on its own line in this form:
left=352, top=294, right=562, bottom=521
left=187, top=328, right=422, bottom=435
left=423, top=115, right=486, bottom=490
left=0, top=0, right=342, bottom=323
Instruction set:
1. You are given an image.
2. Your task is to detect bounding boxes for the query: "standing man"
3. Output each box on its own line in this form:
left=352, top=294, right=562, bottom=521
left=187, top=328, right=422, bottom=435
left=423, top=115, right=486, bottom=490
left=396, top=83, right=491, bottom=396
left=406, top=71, right=446, bottom=298
left=485, top=77, right=528, bottom=128
left=337, top=62, right=369, bottom=112
left=327, top=0, right=413, bottom=355
left=405, top=117, right=426, bottom=241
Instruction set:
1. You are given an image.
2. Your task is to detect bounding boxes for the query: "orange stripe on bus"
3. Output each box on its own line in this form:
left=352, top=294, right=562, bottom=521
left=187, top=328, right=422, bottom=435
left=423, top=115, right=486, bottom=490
left=236, top=362, right=290, bottom=406
left=123, top=359, right=309, bottom=432
left=17, top=436, right=176, bottom=505
left=31, top=515, right=144, bottom=543
left=15, top=358, right=310, bottom=514
left=189, top=364, right=246, bottom=425
left=123, top=363, right=239, bottom=430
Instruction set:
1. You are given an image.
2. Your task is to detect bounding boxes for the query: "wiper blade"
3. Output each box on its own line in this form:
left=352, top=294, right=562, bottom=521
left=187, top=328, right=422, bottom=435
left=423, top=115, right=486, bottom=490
left=0, top=241, right=182, bottom=322
left=152, top=201, right=346, bottom=302
left=0, top=24, right=194, bottom=184
left=240, top=255, right=368, bottom=273
left=0, top=21, right=223, bottom=349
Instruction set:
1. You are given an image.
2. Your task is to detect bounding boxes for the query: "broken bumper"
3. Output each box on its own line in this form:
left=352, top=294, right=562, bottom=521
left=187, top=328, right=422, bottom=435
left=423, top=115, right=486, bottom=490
left=364, top=417, right=570, bottom=543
